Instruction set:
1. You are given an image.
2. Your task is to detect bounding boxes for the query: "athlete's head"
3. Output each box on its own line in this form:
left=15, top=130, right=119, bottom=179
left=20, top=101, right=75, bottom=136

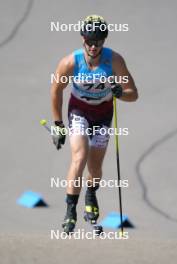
left=80, top=15, right=108, bottom=58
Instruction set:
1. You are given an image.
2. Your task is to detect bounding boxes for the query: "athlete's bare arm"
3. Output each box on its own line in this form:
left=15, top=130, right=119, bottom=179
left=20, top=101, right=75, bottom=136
left=112, top=52, right=138, bottom=102
left=50, top=54, right=74, bottom=121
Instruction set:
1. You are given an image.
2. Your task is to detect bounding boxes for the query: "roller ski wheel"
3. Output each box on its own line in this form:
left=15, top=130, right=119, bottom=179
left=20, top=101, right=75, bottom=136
left=92, top=224, right=103, bottom=236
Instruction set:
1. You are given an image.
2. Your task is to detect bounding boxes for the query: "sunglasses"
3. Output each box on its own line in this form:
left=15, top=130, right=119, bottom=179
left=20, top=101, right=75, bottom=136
left=85, top=39, right=104, bottom=47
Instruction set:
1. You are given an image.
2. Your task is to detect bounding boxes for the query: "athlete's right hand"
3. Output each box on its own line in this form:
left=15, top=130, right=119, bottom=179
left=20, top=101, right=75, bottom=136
left=52, top=121, right=66, bottom=150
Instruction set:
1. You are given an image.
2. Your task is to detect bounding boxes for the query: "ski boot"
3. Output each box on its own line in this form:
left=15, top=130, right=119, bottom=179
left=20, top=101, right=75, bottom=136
left=84, top=186, right=103, bottom=235
left=62, top=218, right=76, bottom=235
left=84, top=205, right=99, bottom=224
left=62, top=194, right=79, bottom=235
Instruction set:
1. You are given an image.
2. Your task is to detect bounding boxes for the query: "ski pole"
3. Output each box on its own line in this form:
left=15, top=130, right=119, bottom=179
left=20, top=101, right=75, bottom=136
left=113, top=96, right=124, bottom=235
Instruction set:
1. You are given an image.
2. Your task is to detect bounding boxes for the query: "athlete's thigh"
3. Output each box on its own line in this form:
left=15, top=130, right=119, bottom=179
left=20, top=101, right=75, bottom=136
left=68, top=110, right=90, bottom=159
left=69, top=134, right=89, bottom=159
left=87, top=121, right=111, bottom=169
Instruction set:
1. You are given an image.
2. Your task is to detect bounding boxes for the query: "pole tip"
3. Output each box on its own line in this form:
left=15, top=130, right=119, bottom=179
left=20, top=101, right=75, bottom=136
left=40, top=119, right=47, bottom=126
left=118, top=230, right=125, bottom=238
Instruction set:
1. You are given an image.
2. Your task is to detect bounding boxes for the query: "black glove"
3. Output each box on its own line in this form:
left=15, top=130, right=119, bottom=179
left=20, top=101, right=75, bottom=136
left=52, top=121, right=66, bottom=150
left=110, top=82, right=123, bottom=98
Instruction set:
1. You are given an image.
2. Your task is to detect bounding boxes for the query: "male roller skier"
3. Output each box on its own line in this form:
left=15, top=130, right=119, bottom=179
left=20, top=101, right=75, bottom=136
left=50, top=15, right=138, bottom=234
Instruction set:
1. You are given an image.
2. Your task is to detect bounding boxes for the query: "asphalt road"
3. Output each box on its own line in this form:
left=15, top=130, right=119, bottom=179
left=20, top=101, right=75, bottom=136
left=0, top=0, right=177, bottom=263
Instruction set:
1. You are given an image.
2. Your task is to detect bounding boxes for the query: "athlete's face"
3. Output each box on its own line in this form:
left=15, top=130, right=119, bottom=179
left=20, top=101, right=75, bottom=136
left=83, top=38, right=104, bottom=57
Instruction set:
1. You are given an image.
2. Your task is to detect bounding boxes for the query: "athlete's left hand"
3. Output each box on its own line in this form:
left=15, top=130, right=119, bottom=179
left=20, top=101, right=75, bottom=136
left=110, top=82, right=123, bottom=98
